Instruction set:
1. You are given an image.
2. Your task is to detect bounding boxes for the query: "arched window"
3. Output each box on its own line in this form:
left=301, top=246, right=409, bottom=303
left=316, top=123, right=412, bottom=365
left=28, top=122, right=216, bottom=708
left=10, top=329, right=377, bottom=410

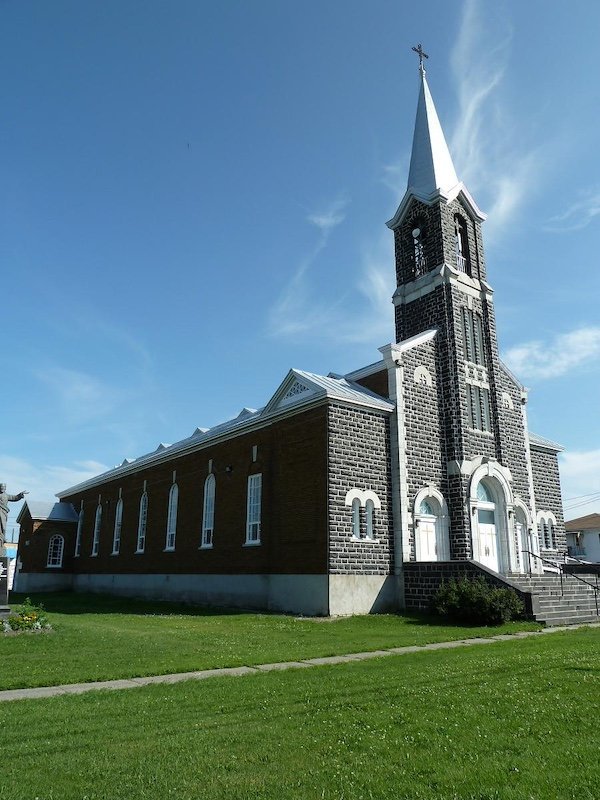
left=547, top=520, right=556, bottom=550
left=201, top=474, right=216, bottom=548
left=414, top=490, right=450, bottom=562
left=419, top=499, right=434, bottom=515
left=47, top=534, right=64, bottom=568
left=411, top=224, right=427, bottom=278
left=365, top=499, right=375, bottom=539
left=351, top=497, right=361, bottom=538
left=454, top=214, right=471, bottom=274
left=91, top=504, right=102, bottom=556
left=136, top=492, right=148, bottom=553
left=165, top=484, right=178, bottom=550
left=112, top=498, right=123, bottom=555
left=74, top=508, right=84, bottom=557
left=245, top=474, right=262, bottom=544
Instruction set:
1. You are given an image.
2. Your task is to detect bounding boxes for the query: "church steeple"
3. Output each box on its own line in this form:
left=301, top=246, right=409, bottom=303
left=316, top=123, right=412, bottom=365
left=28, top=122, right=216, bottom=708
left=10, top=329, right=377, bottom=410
left=407, top=67, right=459, bottom=201
left=387, top=53, right=485, bottom=230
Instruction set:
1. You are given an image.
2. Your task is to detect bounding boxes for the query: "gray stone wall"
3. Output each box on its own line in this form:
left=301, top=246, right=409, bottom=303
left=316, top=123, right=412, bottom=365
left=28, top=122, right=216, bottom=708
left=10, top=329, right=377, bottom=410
left=402, top=560, right=534, bottom=614
left=327, top=405, right=394, bottom=575
left=401, top=338, right=446, bottom=559
left=530, top=447, right=567, bottom=555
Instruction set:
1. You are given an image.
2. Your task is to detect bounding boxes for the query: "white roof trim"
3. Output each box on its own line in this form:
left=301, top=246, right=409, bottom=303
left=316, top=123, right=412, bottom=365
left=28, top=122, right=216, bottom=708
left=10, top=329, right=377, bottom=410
left=57, top=368, right=395, bottom=498
left=386, top=183, right=486, bottom=230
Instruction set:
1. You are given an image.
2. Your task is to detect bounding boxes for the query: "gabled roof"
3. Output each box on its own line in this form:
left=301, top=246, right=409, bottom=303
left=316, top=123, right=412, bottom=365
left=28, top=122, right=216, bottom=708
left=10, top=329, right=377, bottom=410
left=56, top=366, right=395, bottom=498
left=17, top=501, right=79, bottom=524
left=528, top=432, right=565, bottom=453
left=565, top=513, right=600, bottom=531
left=264, top=369, right=394, bottom=415
left=386, top=69, right=485, bottom=228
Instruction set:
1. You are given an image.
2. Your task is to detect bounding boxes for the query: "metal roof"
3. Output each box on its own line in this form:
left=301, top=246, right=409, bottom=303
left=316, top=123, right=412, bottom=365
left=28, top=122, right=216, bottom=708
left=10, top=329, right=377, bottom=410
left=17, top=501, right=79, bottom=524
left=528, top=432, right=565, bottom=452
left=56, top=367, right=394, bottom=498
left=407, top=69, right=459, bottom=200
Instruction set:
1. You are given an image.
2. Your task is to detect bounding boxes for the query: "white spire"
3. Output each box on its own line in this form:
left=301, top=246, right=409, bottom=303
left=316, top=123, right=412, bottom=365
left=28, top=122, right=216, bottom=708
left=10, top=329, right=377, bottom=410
left=407, top=69, right=459, bottom=199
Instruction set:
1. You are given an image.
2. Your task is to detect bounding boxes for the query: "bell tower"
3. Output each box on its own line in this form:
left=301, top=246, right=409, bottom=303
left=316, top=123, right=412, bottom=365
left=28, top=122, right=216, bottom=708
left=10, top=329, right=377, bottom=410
left=385, top=51, right=535, bottom=568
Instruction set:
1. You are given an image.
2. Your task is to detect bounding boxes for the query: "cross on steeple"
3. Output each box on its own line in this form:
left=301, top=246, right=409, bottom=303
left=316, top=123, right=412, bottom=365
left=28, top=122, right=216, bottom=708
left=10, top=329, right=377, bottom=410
left=412, top=43, right=429, bottom=74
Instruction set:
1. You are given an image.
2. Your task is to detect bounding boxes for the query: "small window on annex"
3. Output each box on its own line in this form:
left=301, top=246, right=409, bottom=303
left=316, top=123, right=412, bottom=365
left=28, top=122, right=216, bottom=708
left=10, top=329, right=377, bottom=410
left=47, top=534, right=64, bottom=568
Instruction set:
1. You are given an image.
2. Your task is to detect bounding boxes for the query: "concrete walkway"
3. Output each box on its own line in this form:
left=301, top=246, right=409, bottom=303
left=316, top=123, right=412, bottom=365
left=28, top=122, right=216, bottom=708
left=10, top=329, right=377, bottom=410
left=2, top=622, right=598, bottom=703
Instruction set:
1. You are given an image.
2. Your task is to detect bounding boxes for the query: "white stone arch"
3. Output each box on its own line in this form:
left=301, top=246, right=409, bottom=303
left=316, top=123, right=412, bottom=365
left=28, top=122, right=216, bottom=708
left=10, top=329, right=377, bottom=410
left=513, top=498, right=535, bottom=574
left=536, top=510, right=558, bottom=552
left=344, top=488, right=381, bottom=510
left=413, top=486, right=450, bottom=561
left=469, top=461, right=514, bottom=573
left=413, top=365, right=433, bottom=387
left=344, top=489, right=382, bottom=540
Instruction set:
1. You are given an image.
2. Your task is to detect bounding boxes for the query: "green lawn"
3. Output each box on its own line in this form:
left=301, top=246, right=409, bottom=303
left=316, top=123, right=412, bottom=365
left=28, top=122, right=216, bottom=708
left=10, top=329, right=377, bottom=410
left=0, top=628, right=597, bottom=799
left=2, top=592, right=541, bottom=690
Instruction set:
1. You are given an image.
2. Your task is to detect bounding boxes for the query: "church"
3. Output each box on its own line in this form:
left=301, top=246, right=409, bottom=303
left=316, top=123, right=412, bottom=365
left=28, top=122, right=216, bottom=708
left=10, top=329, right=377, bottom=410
left=15, top=56, right=568, bottom=617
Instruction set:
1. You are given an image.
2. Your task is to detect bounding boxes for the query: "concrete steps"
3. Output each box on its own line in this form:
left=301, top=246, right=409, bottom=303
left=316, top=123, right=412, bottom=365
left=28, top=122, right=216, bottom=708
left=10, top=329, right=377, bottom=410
left=509, top=573, right=599, bottom=626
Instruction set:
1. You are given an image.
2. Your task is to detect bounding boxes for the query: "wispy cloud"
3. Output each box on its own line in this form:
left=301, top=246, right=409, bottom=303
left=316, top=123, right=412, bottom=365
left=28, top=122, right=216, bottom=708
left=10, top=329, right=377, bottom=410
left=306, top=197, right=348, bottom=233
left=34, top=366, right=128, bottom=425
left=560, top=449, right=600, bottom=519
left=503, top=326, right=600, bottom=380
left=0, top=454, right=109, bottom=527
left=268, top=196, right=349, bottom=337
left=448, top=0, right=541, bottom=240
left=545, top=189, right=600, bottom=233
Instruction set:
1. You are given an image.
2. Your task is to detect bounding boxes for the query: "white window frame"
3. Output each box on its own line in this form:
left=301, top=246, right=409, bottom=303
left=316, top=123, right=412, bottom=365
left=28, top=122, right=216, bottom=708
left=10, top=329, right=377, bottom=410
left=201, top=474, right=216, bottom=549
left=91, top=504, right=102, bottom=556
left=245, top=474, right=262, bottom=545
left=351, top=497, right=361, bottom=538
left=47, top=534, right=64, bottom=568
left=136, top=492, right=148, bottom=553
left=74, top=509, right=84, bottom=557
left=165, top=483, right=178, bottom=551
left=112, top=498, right=123, bottom=555
left=365, top=499, right=375, bottom=539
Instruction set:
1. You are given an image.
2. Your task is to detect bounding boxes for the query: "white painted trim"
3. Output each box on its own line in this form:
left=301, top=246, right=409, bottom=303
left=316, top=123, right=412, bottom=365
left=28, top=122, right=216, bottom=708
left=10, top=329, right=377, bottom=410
left=57, top=392, right=394, bottom=500
left=469, top=462, right=514, bottom=573
left=343, top=488, right=382, bottom=510
left=379, top=344, right=410, bottom=566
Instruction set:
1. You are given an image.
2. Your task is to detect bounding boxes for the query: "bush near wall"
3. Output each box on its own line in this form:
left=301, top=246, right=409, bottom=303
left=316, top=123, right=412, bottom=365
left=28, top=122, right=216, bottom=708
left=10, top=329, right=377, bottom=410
left=431, top=577, right=524, bottom=625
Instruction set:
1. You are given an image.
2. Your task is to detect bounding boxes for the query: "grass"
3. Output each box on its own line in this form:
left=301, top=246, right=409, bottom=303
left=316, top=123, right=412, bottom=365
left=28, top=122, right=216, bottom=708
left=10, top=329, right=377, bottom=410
left=1, top=591, right=541, bottom=690
left=0, top=627, right=597, bottom=799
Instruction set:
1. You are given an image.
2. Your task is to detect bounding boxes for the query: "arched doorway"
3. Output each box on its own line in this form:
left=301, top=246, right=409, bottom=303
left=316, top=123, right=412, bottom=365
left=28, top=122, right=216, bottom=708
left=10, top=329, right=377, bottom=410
left=474, top=480, right=499, bottom=571
left=470, top=470, right=512, bottom=574
left=514, top=507, right=530, bottom=574
left=414, top=490, right=450, bottom=561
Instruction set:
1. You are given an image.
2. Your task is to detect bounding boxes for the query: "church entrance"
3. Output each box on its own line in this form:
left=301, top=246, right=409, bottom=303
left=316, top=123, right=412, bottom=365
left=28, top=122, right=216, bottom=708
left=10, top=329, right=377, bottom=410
left=514, top=510, right=530, bottom=574
left=415, top=496, right=449, bottom=561
left=471, top=478, right=509, bottom=574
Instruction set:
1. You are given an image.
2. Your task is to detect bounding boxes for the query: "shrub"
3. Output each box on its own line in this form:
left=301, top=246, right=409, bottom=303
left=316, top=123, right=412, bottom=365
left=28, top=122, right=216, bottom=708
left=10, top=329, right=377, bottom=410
left=431, top=576, right=524, bottom=625
left=4, top=597, right=51, bottom=633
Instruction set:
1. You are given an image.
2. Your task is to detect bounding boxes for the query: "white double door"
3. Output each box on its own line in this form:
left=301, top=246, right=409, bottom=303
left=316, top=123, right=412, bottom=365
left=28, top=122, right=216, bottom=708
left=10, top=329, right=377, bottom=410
left=417, top=516, right=447, bottom=561
left=478, top=522, right=499, bottom=572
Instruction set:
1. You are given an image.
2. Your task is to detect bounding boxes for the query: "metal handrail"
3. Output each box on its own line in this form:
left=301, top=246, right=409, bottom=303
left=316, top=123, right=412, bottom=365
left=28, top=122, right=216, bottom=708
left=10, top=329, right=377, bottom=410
left=520, top=549, right=599, bottom=616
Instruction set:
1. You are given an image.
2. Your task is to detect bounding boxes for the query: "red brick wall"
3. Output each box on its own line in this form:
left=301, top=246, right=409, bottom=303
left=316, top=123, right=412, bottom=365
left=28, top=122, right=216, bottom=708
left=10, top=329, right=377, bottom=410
left=353, top=370, right=389, bottom=398
left=18, top=512, right=77, bottom=574
left=44, top=405, right=329, bottom=577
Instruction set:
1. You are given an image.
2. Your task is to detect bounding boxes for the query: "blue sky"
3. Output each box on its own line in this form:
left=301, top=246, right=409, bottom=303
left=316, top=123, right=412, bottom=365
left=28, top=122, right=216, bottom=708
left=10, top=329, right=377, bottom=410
left=2, top=0, right=600, bottom=534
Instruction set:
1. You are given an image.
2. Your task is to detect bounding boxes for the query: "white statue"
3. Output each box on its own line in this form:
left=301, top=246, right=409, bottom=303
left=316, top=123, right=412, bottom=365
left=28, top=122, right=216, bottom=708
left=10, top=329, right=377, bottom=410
left=0, top=483, right=28, bottom=549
